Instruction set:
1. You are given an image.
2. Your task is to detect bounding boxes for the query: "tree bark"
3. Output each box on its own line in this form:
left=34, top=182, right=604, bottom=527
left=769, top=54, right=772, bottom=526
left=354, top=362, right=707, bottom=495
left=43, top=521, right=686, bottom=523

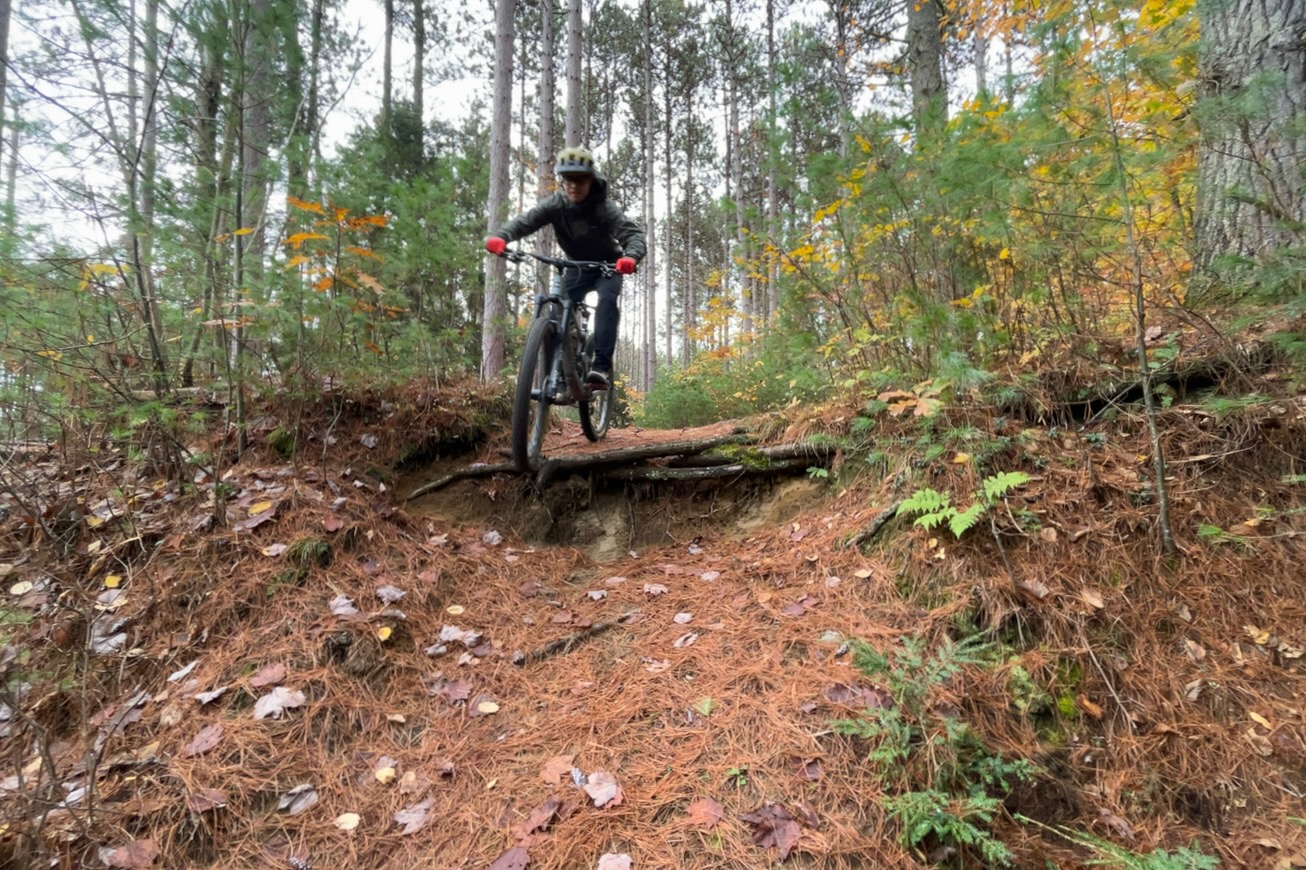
left=482, top=0, right=515, bottom=381
left=0, top=0, right=11, bottom=186
left=765, top=0, right=778, bottom=320
left=642, top=0, right=657, bottom=392
left=1194, top=0, right=1305, bottom=275
left=565, top=0, right=582, bottom=145
left=382, top=0, right=394, bottom=125
left=906, top=0, right=947, bottom=145
left=412, top=0, right=424, bottom=151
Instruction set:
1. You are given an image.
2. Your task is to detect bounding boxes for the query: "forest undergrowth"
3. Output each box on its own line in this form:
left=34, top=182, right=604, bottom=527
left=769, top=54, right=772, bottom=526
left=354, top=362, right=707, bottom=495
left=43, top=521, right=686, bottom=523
left=2, top=353, right=1305, bottom=869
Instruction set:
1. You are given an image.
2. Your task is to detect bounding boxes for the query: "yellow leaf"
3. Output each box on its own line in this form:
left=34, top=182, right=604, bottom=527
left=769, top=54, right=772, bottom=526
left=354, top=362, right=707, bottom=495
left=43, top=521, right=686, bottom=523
left=233, top=227, right=255, bottom=236
left=953, top=452, right=972, bottom=463
left=105, top=575, right=122, bottom=589
left=287, top=195, right=326, bottom=215
left=283, top=255, right=309, bottom=270
left=374, top=766, right=396, bottom=785
left=1250, top=711, right=1273, bottom=730
left=446, top=605, right=465, bottom=615
left=377, top=626, right=393, bottom=642
left=999, top=247, right=1011, bottom=260
left=247, top=501, right=274, bottom=516
left=86, top=335, right=95, bottom=344
left=286, top=232, right=331, bottom=248
left=1245, top=625, right=1271, bottom=646
left=86, top=515, right=104, bottom=528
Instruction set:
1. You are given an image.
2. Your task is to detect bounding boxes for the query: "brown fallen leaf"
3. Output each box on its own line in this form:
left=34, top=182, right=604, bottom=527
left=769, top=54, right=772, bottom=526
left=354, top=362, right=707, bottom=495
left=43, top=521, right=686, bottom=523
left=1016, top=579, right=1050, bottom=602
left=100, top=839, right=160, bottom=868
left=582, top=770, right=624, bottom=808
left=686, top=796, right=724, bottom=829
left=1096, top=807, right=1135, bottom=841
left=248, top=662, right=287, bottom=688
left=741, top=803, right=802, bottom=861
left=186, top=787, right=228, bottom=813
left=540, top=754, right=575, bottom=785
left=795, top=758, right=822, bottom=782
left=180, top=723, right=224, bottom=758
left=488, top=846, right=530, bottom=870
left=394, top=797, right=433, bottom=835
left=516, top=795, right=562, bottom=837
left=1076, top=694, right=1104, bottom=720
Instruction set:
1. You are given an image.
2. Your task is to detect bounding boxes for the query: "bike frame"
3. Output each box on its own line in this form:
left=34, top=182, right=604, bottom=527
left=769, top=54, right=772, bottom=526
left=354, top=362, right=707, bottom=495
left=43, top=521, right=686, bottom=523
left=533, top=277, right=592, bottom=405
left=507, top=249, right=613, bottom=405
left=499, top=245, right=617, bottom=471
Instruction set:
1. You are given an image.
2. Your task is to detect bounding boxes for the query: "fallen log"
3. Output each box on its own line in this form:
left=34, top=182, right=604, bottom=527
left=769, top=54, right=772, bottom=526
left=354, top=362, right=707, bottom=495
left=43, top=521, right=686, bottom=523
left=666, top=441, right=835, bottom=468
left=601, top=457, right=811, bottom=482
left=845, top=500, right=903, bottom=550
left=512, top=615, right=634, bottom=665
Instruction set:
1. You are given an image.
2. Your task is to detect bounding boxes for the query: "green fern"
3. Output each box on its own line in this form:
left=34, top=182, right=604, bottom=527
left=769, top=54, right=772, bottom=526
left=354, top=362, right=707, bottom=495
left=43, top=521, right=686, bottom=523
left=834, top=635, right=1028, bottom=866
left=898, top=487, right=952, bottom=515
left=949, top=503, right=986, bottom=537
left=1055, top=826, right=1220, bottom=869
left=898, top=471, right=1031, bottom=540
left=982, top=470, right=1031, bottom=503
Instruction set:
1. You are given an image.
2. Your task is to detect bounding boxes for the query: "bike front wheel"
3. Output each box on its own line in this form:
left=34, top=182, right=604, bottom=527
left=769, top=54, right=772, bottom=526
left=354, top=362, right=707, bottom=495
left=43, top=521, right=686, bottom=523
left=577, top=333, right=611, bottom=443
left=512, top=314, right=557, bottom=472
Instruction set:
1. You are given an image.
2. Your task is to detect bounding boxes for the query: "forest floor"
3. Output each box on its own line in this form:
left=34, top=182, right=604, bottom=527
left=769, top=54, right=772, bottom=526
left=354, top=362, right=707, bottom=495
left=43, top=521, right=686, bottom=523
left=2, top=365, right=1306, bottom=869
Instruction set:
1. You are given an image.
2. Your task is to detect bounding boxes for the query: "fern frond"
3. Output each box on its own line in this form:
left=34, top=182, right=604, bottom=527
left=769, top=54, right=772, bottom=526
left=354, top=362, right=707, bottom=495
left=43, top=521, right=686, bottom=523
left=949, top=503, right=985, bottom=538
left=982, top=471, right=1031, bottom=503
left=898, top=488, right=951, bottom=516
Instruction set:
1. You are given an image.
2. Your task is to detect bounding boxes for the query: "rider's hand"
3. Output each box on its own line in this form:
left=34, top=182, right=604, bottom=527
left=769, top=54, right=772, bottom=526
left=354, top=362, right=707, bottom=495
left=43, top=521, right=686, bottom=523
left=485, top=236, right=507, bottom=255
left=615, top=257, right=637, bottom=275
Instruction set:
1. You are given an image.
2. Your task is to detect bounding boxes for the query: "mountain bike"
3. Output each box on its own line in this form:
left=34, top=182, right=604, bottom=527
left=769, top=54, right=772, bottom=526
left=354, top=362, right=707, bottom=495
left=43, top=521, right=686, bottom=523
left=498, top=247, right=614, bottom=472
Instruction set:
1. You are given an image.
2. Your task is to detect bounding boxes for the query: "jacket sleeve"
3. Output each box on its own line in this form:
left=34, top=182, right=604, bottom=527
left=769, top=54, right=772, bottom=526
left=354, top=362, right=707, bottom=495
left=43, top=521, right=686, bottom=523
left=604, top=203, right=647, bottom=262
left=493, top=197, right=558, bottom=243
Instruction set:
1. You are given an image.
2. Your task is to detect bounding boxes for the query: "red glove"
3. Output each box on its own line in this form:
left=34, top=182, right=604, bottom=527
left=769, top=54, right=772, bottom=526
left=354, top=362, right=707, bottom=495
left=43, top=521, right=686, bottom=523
left=615, top=257, right=637, bottom=275
left=485, top=236, right=506, bottom=255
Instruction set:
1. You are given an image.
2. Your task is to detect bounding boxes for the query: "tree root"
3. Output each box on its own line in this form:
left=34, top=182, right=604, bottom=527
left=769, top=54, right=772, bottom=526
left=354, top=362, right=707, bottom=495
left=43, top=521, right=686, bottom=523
left=513, top=615, right=635, bottom=666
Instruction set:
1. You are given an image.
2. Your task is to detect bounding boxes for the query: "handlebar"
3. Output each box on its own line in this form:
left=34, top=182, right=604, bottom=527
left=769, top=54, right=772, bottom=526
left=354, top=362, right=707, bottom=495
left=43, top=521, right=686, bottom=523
left=499, top=246, right=617, bottom=277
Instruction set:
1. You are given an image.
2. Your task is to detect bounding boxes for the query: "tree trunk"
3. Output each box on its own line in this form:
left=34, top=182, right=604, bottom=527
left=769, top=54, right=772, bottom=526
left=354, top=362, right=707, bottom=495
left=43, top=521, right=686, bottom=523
left=765, top=0, right=777, bottom=320
left=482, top=0, right=514, bottom=381
left=565, top=0, right=582, bottom=145
left=827, top=0, right=854, bottom=158
left=413, top=0, right=424, bottom=153
left=663, top=54, right=673, bottom=368
left=642, top=0, right=657, bottom=391
left=0, top=0, right=11, bottom=182
left=1194, top=0, right=1305, bottom=276
left=906, top=0, right=947, bottom=145
left=537, top=0, right=556, bottom=257
left=382, top=0, right=394, bottom=125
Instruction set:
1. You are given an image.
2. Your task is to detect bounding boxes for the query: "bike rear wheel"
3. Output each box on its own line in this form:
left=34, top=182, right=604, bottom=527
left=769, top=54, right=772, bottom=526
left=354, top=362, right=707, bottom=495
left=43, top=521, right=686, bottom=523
left=577, top=333, right=611, bottom=443
left=512, top=314, right=557, bottom=472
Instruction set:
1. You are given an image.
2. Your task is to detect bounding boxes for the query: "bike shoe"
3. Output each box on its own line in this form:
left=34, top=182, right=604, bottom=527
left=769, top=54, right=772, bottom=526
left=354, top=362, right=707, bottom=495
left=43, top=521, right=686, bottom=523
left=586, top=369, right=611, bottom=390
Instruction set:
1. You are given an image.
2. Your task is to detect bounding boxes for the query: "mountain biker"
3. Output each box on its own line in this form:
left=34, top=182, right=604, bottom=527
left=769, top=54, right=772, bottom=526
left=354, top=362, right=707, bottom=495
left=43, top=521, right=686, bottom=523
left=485, top=147, right=646, bottom=390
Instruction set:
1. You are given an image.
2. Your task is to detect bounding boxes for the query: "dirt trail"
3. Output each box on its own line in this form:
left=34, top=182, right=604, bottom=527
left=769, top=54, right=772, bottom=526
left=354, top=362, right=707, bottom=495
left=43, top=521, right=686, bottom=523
left=4, top=385, right=1306, bottom=869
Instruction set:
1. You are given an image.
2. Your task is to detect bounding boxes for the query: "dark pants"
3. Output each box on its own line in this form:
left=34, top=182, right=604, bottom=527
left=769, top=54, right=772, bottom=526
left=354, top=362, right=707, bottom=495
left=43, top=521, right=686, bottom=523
left=563, top=269, right=622, bottom=373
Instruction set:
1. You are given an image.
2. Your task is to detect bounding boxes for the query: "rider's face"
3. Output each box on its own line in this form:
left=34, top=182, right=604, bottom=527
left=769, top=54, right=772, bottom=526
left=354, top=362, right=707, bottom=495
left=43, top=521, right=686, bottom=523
left=561, top=174, right=592, bottom=203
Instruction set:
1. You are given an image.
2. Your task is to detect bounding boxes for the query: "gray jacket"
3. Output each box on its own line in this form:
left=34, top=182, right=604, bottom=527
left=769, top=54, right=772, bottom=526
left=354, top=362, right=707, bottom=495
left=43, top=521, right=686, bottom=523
left=494, top=174, right=647, bottom=264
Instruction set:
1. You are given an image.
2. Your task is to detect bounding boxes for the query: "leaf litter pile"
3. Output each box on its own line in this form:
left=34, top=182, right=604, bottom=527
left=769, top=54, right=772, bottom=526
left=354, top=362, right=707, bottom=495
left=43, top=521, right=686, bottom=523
left=3, top=378, right=1306, bottom=868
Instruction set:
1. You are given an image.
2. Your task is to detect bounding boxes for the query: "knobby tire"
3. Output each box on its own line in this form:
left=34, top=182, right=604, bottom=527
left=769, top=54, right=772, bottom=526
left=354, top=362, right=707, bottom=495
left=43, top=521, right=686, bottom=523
left=512, top=314, right=556, bottom=472
left=578, top=332, right=610, bottom=442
